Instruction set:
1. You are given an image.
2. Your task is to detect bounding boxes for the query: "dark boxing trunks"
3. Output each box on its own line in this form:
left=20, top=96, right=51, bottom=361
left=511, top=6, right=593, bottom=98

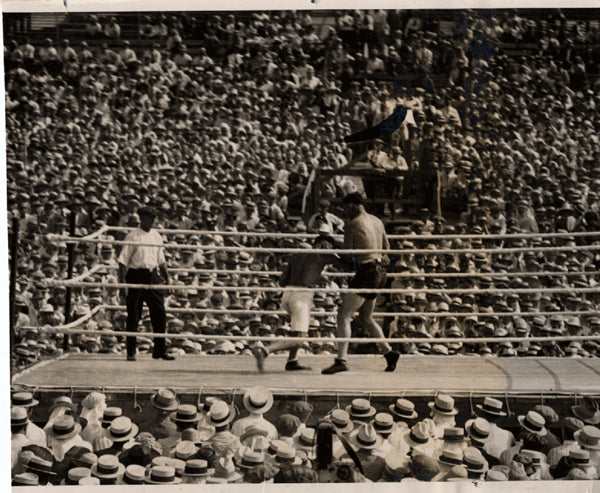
left=349, top=261, right=387, bottom=300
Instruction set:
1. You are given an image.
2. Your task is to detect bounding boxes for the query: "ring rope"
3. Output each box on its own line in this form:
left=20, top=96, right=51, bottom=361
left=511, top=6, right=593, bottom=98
left=102, top=226, right=330, bottom=239
left=165, top=267, right=600, bottom=279
left=64, top=264, right=600, bottom=280
left=98, top=305, right=599, bottom=319
left=41, top=280, right=600, bottom=295
left=42, top=304, right=105, bottom=330
left=87, top=225, right=111, bottom=240
left=99, top=305, right=597, bottom=319
left=43, top=235, right=600, bottom=255
left=66, top=265, right=106, bottom=283
left=39, top=264, right=600, bottom=283
left=96, top=227, right=600, bottom=241
left=30, top=326, right=600, bottom=345
left=76, top=225, right=111, bottom=241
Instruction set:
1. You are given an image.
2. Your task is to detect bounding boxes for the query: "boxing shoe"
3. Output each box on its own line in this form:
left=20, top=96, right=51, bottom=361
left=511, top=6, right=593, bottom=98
left=321, top=358, right=349, bottom=374
left=152, top=353, right=176, bottom=361
left=384, top=350, right=400, bottom=372
left=285, top=360, right=312, bottom=371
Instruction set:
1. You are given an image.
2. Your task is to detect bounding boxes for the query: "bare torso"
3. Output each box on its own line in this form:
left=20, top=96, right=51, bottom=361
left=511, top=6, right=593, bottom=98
left=345, top=211, right=389, bottom=264
left=283, top=252, right=332, bottom=287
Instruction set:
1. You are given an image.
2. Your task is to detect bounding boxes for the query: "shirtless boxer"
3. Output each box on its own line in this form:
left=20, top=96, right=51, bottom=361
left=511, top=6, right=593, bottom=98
left=252, top=227, right=340, bottom=372
left=322, top=192, right=400, bottom=374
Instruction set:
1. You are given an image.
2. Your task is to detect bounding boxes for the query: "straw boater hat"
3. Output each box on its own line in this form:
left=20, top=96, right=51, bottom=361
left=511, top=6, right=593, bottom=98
left=106, top=416, right=138, bottom=442
left=23, top=454, right=56, bottom=477
left=61, top=467, right=91, bottom=485
left=173, top=441, right=198, bottom=460
left=373, top=413, right=396, bottom=436
left=171, top=404, right=200, bottom=424
left=349, top=423, right=383, bottom=450
left=465, top=417, right=491, bottom=444
left=574, top=425, right=600, bottom=450
left=267, top=439, right=287, bottom=457
left=517, top=411, right=547, bottom=436
left=462, top=447, right=488, bottom=474
left=12, top=391, right=39, bottom=408
left=12, top=473, right=39, bottom=486
left=79, top=477, right=100, bottom=485
left=91, top=454, right=125, bottom=479
left=428, top=394, right=458, bottom=416
left=389, top=398, right=418, bottom=420
left=182, top=459, right=215, bottom=478
left=46, top=415, right=82, bottom=441
left=443, top=427, right=466, bottom=443
left=476, top=397, right=507, bottom=417
left=438, top=448, right=464, bottom=467
left=118, top=465, right=147, bottom=485
left=567, top=449, right=591, bottom=468
left=243, top=386, right=274, bottom=414
left=293, top=427, right=316, bottom=453
left=346, top=398, right=376, bottom=420
left=274, top=445, right=302, bottom=466
left=49, top=396, right=77, bottom=413
left=101, top=407, right=123, bottom=427
left=72, top=451, right=98, bottom=469
left=486, top=469, right=508, bottom=481
left=11, top=407, right=29, bottom=427
left=237, top=449, right=266, bottom=470
left=150, top=388, right=180, bottom=412
left=206, top=400, right=236, bottom=427
left=145, top=465, right=182, bottom=484
left=152, top=456, right=186, bottom=477
left=329, top=409, right=354, bottom=433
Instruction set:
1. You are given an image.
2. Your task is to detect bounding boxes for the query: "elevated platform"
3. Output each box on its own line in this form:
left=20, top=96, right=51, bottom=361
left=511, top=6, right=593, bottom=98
left=13, top=353, right=600, bottom=395
left=13, top=354, right=600, bottom=428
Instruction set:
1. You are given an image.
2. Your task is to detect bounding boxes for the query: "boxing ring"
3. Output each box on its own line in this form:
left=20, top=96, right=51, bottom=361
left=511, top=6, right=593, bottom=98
left=11, top=225, right=600, bottom=421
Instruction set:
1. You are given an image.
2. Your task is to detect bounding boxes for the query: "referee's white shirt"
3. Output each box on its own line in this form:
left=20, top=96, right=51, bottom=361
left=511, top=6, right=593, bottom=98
left=117, top=229, right=165, bottom=270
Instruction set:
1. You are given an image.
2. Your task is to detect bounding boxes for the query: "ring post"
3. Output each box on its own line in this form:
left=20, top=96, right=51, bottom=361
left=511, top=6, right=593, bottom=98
left=63, top=210, right=76, bottom=352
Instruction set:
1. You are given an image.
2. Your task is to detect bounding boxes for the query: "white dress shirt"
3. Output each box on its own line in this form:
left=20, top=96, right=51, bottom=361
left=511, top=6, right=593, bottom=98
left=117, top=229, right=165, bottom=269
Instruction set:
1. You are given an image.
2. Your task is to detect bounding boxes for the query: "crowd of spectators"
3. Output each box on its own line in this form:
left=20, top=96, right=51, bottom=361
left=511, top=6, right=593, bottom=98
left=4, top=9, right=600, bottom=370
left=11, top=387, right=600, bottom=484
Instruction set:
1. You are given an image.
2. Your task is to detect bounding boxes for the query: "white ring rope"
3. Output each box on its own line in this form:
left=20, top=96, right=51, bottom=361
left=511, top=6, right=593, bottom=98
left=22, top=227, right=600, bottom=359
left=165, top=267, right=600, bottom=279
left=100, top=226, right=600, bottom=241
left=42, top=235, right=600, bottom=255
left=98, top=305, right=596, bottom=319
left=104, top=226, right=332, bottom=239
left=40, top=280, right=600, bottom=295
left=76, top=225, right=111, bottom=241
left=21, top=305, right=598, bottom=320
left=29, top=326, right=600, bottom=345
left=70, top=263, right=600, bottom=280
left=67, top=265, right=105, bottom=283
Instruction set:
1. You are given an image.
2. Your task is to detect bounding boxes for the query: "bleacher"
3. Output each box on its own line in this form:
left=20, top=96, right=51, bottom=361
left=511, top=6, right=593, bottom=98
left=5, top=9, right=599, bottom=67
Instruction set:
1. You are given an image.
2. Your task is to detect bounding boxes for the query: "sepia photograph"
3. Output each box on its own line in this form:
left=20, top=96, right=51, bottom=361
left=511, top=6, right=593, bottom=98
left=3, top=4, right=600, bottom=488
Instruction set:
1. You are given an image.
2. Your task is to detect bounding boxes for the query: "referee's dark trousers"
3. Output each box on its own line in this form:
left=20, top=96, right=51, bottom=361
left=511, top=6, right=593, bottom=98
left=125, top=268, right=167, bottom=358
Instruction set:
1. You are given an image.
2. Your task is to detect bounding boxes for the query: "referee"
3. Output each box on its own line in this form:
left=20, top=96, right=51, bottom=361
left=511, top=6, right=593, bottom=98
left=117, top=207, right=174, bottom=361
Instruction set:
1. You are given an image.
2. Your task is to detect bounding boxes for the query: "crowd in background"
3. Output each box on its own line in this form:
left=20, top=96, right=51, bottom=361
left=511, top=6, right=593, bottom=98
left=4, top=10, right=600, bottom=369
left=11, top=387, right=600, bottom=484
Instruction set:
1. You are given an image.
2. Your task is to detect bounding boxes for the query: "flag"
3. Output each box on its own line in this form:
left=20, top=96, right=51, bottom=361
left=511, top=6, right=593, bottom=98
left=343, top=106, right=410, bottom=143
